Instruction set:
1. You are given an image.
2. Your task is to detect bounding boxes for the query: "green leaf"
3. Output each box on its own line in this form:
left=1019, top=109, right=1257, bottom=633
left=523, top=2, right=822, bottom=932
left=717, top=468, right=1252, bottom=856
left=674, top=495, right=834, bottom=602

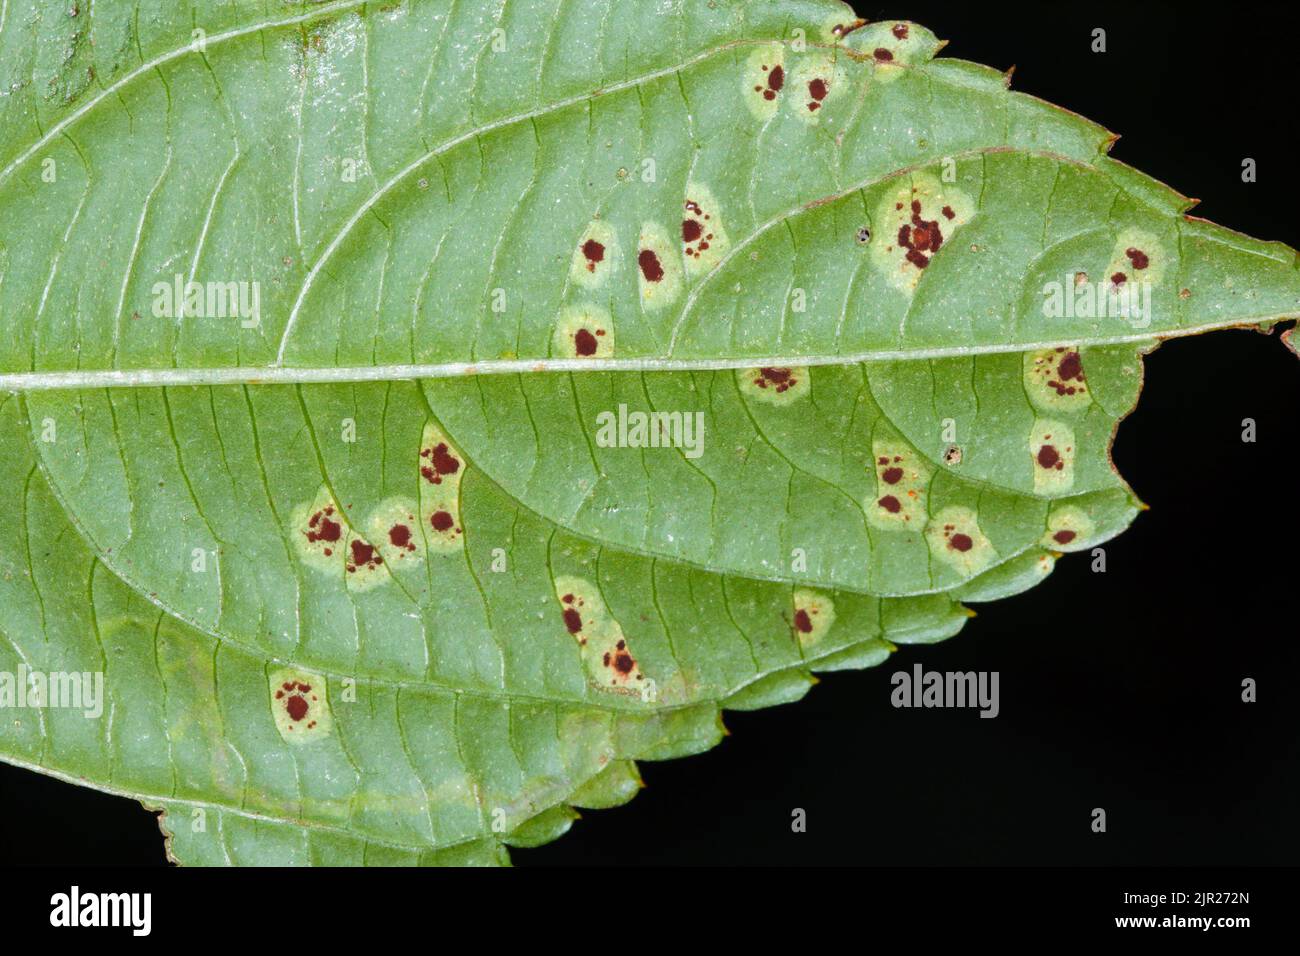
left=0, top=1, right=1295, bottom=864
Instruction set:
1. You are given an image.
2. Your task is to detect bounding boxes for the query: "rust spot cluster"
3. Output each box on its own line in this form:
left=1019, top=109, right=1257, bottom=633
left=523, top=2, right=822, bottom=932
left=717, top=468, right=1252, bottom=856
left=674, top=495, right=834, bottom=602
left=753, top=62, right=784, bottom=101
left=305, top=506, right=342, bottom=556
left=876, top=454, right=911, bottom=515
left=941, top=523, right=973, bottom=553
left=891, top=196, right=952, bottom=270
left=420, top=442, right=461, bottom=484
left=581, top=238, right=605, bottom=272
left=806, top=76, right=829, bottom=112
left=682, top=199, right=715, bottom=259
left=275, top=681, right=319, bottom=730
left=347, top=538, right=382, bottom=574
left=751, top=367, right=798, bottom=393
left=561, top=593, right=587, bottom=645
left=1112, top=246, right=1150, bottom=288
left=601, top=639, right=637, bottom=678
left=1048, top=348, right=1085, bottom=397
left=1035, top=432, right=1070, bottom=472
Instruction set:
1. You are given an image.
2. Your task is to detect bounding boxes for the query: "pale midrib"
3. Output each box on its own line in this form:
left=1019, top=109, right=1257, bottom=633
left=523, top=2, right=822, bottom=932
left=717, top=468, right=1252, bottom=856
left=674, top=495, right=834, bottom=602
left=3, top=316, right=1297, bottom=391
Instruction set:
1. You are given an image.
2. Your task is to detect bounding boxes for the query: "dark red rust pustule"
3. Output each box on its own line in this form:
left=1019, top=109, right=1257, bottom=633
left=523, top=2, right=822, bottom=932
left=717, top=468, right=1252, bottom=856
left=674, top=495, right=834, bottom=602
left=638, top=249, right=664, bottom=282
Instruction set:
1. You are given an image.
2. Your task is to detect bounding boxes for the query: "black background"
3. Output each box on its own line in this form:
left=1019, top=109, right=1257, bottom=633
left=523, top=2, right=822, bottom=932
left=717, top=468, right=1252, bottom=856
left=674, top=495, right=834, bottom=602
left=2, top=0, right=1296, bottom=867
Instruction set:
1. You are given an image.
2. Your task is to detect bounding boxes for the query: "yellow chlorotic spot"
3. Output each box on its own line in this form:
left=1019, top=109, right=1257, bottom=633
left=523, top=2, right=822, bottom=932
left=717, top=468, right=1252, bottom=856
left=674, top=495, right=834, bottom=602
left=291, top=486, right=348, bottom=575
left=1041, top=505, right=1095, bottom=551
left=855, top=20, right=928, bottom=77
left=736, top=366, right=810, bottom=405
left=269, top=667, right=332, bottom=743
left=1030, top=419, right=1075, bottom=495
left=569, top=219, right=620, bottom=290
left=418, top=421, right=466, bottom=555
left=553, top=304, right=614, bottom=359
left=553, top=575, right=645, bottom=694
left=682, top=181, right=730, bottom=279
left=1105, top=227, right=1167, bottom=290
left=870, top=171, right=974, bottom=294
left=790, top=51, right=848, bottom=124
left=366, top=497, right=424, bottom=567
left=866, top=438, right=932, bottom=530
left=1023, top=347, right=1091, bottom=413
left=792, top=588, right=835, bottom=646
left=636, top=221, right=684, bottom=311
left=925, top=505, right=996, bottom=577
left=743, top=43, right=786, bottom=120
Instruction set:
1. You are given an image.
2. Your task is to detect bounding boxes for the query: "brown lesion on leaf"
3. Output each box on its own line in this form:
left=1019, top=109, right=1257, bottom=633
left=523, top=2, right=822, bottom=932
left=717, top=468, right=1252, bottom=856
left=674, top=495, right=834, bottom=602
left=790, top=52, right=847, bottom=124
left=420, top=442, right=460, bottom=486
left=756, top=63, right=784, bottom=101
left=1041, top=506, right=1095, bottom=551
left=827, top=19, right=868, bottom=40
left=569, top=221, right=619, bottom=289
left=870, top=173, right=974, bottom=292
left=418, top=422, right=467, bottom=555
left=554, top=576, right=646, bottom=693
left=866, top=439, right=932, bottom=529
left=736, top=366, right=811, bottom=405
left=636, top=221, right=684, bottom=311
left=292, top=488, right=353, bottom=575
left=346, top=537, right=382, bottom=574
left=743, top=44, right=786, bottom=119
left=269, top=667, right=332, bottom=743
left=305, top=504, right=342, bottom=553
left=1030, top=420, right=1075, bottom=494
left=553, top=304, right=614, bottom=358
left=1104, top=228, right=1167, bottom=292
left=925, top=506, right=996, bottom=576
left=367, top=498, right=426, bottom=567
left=1024, top=347, right=1092, bottom=413
left=791, top=589, right=835, bottom=647
left=342, top=528, right=388, bottom=591
left=680, top=182, right=731, bottom=277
